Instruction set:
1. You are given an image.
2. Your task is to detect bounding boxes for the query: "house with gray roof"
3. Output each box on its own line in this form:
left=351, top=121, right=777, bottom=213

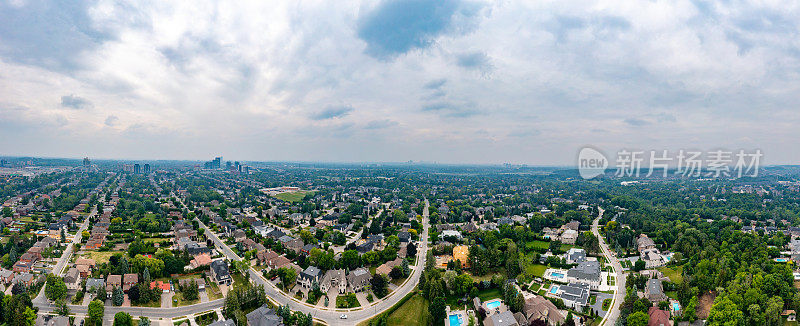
left=297, top=266, right=320, bottom=289
left=347, top=268, right=371, bottom=292
left=556, top=283, right=591, bottom=312
left=246, top=304, right=283, bottom=326
left=566, top=261, right=601, bottom=289
left=645, top=279, right=668, bottom=302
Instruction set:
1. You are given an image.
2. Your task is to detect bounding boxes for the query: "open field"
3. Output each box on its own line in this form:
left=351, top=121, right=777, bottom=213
left=658, top=265, right=684, bottom=283
left=386, top=294, right=430, bottom=326
left=82, top=250, right=124, bottom=264
left=274, top=190, right=315, bottom=203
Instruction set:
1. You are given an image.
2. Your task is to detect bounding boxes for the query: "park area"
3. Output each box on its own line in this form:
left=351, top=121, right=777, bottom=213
left=274, top=190, right=315, bottom=203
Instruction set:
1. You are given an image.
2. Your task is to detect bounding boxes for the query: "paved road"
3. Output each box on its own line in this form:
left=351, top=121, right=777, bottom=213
left=34, top=208, right=94, bottom=304
left=592, top=207, right=625, bottom=326
left=33, top=299, right=224, bottom=318
left=199, top=199, right=430, bottom=326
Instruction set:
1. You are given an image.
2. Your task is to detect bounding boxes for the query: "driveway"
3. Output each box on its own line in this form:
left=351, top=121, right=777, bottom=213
left=162, top=292, right=173, bottom=308
left=199, top=291, right=209, bottom=303
left=589, top=292, right=613, bottom=318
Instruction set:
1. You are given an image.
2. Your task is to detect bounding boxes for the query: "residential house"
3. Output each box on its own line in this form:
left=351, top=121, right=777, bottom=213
left=320, top=269, right=347, bottom=294
left=297, top=266, right=321, bottom=289
left=376, top=258, right=403, bottom=276
left=566, top=248, right=587, bottom=264
left=566, top=261, right=601, bottom=289
left=648, top=307, right=670, bottom=326
left=0, top=270, right=14, bottom=284
left=123, top=273, right=138, bottom=292
left=556, top=283, right=590, bottom=311
left=484, top=310, right=519, bottom=326
left=347, top=268, right=371, bottom=292
left=560, top=229, right=578, bottom=245
left=85, top=278, right=105, bottom=293
left=190, top=253, right=213, bottom=269
left=13, top=273, right=35, bottom=287
left=64, top=267, right=81, bottom=290
left=645, top=279, right=668, bottom=303
left=106, top=274, right=122, bottom=292
left=522, top=295, right=566, bottom=326
left=246, top=304, right=284, bottom=326
left=210, top=260, right=232, bottom=285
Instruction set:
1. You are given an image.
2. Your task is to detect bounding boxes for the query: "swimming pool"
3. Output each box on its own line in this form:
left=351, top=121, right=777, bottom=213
left=550, top=285, right=560, bottom=294
left=486, top=300, right=501, bottom=309
left=448, top=314, right=462, bottom=326
left=776, top=258, right=789, bottom=262
left=551, top=272, right=565, bottom=278
left=672, top=302, right=680, bottom=311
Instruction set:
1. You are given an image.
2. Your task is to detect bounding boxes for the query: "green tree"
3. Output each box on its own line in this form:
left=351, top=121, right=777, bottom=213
left=45, top=274, right=67, bottom=301
left=112, top=287, right=124, bottom=306
left=707, top=296, right=744, bottom=326
left=113, top=312, right=133, bottom=326
left=627, top=311, right=649, bottom=326
left=371, top=274, right=389, bottom=298
left=429, top=297, right=446, bottom=324
left=87, top=300, right=105, bottom=326
left=138, top=317, right=151, bottom=326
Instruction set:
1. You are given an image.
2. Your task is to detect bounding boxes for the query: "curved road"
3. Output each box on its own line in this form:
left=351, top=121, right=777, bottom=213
left=200, top=199, right=431, bottom=325
left=592, top=207, right=625, bottom=326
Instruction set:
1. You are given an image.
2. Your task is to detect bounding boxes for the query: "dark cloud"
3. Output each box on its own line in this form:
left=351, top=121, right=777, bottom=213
left=60, top=95, right=92, bottom=110
left=0, top=1, right=112, bottom=71
left=357, top=0, right=483, bottom=59
left=309, top=106, right=354, bottom=120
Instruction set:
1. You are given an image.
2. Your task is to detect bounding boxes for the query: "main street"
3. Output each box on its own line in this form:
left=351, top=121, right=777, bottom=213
left=199, top=199, right=430, bottom=326
left=33, top=206, right=94, bottom=304
left=592, top=207, right=625, bottom=326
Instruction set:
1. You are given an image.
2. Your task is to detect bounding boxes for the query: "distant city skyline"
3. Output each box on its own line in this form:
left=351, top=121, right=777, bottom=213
left=1, top=1, right=799, bottom=165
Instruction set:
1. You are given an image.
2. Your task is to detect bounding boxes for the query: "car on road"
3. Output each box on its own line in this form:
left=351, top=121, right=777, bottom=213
left=340, top=314, right=347, bottom=319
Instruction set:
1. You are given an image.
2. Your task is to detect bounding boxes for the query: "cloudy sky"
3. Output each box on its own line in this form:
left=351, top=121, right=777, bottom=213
left=1, top=0, right=799, bottom=165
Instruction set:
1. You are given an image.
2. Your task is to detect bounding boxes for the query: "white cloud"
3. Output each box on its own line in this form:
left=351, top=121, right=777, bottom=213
left=0, top=0, right=798, bottom=164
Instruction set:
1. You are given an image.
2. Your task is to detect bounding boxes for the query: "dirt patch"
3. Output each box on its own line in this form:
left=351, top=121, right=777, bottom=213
left=696, top=291, right=717, bottom=320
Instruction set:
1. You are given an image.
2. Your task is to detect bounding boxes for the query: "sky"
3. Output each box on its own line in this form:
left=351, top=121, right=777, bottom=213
left=1, top=0, right=799, bottom=165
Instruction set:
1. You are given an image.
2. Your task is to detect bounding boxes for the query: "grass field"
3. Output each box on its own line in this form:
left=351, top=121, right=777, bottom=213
left=83, top=251, right=124, bottom=264
left=476, top=288, right=502, bottom=301
left=207, top=282, right=223, bottom=301
left=527, top=240, right=574, bottom=252
left=274, top=190, right=315, bottom=203
left=386, top=294, right=431, bottom=326
left=658, top=265, right=684, bottom=283
left=526, top=264, right=548, bottom=277
left=174, top=292, right=200, bottom=307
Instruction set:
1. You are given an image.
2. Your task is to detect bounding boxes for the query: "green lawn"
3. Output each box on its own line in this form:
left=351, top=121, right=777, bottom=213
left=658, top=266, right=684, bottom=283
left=526, top=264, right=548, bottom=277
left=589, top=295, right=597, bottom=305
left=529, top=283, right=541, bottom=292
left=174, top=292, right=200, bottom=307
left=476, top=288, right=502, bottom=301
left=274, top=191, right=315, bottom=203
left=207, top=281, right=223, bottom=301
left=386, top=294, right=431, bottom=326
